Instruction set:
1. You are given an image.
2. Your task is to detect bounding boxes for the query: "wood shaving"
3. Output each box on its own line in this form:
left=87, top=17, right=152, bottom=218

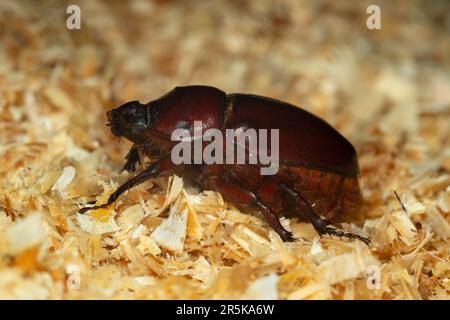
left=0, top=1, right=448, bottom=299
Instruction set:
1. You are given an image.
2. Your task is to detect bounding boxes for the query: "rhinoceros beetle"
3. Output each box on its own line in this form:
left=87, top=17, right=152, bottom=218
left=80, top=85, right=369, bottom=244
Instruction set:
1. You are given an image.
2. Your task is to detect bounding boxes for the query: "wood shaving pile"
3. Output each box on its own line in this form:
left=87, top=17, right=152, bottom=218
left=0, top=0, right=449, bottom=299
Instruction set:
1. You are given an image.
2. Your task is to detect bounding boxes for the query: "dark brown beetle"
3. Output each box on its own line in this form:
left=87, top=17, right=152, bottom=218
left=80, top=85, right=369, bottom=244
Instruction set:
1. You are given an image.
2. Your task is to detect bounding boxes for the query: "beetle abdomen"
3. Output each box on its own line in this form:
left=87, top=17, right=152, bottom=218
left=288, top=166, right=363, bottom=224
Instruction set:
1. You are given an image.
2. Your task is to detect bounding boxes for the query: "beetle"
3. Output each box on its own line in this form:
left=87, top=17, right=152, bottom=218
left=80, top=85, right=369, bottom=244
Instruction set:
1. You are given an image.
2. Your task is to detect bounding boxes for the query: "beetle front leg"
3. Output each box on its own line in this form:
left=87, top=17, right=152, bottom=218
left=206, top=178, right=294, bottom=242
left=279, top=184, right=370, bottom=245
left=122, top=146, right=141, bottom=173
left=79, top=157, right=174, bottom=214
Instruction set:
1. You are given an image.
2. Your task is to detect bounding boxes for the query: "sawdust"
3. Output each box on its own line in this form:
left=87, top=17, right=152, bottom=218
left=0, top=0, right=449, bottom=299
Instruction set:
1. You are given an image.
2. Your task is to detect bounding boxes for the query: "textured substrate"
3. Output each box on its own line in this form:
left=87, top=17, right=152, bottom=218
left=0, top=0, right=449, bottom=299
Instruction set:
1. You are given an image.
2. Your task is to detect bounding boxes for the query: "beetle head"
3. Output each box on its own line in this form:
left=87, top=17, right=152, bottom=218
left=107, top=101, right=149, bottom=143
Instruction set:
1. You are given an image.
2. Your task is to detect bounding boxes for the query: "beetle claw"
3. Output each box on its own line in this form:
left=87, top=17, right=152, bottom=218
left=79, top=204, right=109, bottom=214
left=279, top=229, right=295, bottom=242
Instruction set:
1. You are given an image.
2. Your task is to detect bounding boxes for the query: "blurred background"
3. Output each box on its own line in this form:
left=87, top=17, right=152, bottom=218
left=1, top=0, right=449, bottom=149
left=0, top=0, right=449, bottom=299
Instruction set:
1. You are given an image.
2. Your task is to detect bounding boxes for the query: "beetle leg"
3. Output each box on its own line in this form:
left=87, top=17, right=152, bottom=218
left=256, top=199, right=295, bottom=242
left=279, top=184, right=370, bottom=245
left=122, top=146, right=141, bottom=173
left=79, top=157, right=173, bottom=214
left=206, top=178, right=294, bottom=242
left=321, top=226, right=370, bottom=245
